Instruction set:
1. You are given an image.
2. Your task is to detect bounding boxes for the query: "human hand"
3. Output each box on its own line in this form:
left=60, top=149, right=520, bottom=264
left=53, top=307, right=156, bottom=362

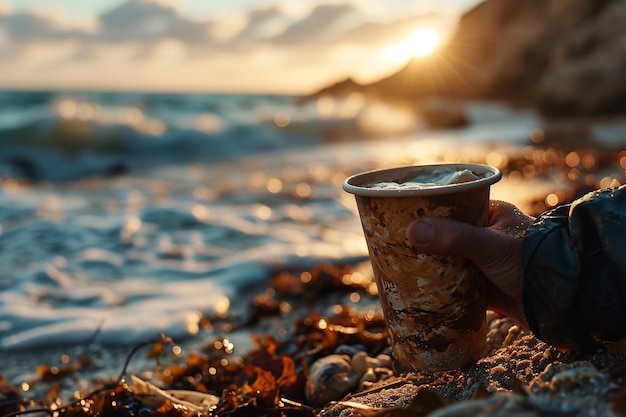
left=406, top=201, right=535, bottom=327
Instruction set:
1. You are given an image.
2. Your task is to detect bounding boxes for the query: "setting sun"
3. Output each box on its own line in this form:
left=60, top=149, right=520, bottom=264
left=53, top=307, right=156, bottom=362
left=406, top=29, right=440, bottom=57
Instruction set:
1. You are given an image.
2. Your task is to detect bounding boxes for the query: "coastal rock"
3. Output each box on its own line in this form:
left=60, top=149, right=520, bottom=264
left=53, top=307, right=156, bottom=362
left=313, top=0, right=626, bottom=117
left=534, top=0, right=626, bottom=116
left=309, top=77, right=362, bottom=99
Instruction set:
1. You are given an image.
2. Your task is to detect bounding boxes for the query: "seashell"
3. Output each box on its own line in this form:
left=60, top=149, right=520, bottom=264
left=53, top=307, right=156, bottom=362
left=306, top=350, right=396, bottom=406
left=306, top=354, right=360, bottom=406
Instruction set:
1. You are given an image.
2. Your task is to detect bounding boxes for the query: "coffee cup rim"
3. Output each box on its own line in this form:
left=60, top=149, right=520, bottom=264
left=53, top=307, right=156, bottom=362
left=343, top=163, right=502, bottom=197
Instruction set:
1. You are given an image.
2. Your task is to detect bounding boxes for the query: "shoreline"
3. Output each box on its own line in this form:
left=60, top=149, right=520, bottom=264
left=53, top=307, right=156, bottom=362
left=1, top=260, right=624, bottom=416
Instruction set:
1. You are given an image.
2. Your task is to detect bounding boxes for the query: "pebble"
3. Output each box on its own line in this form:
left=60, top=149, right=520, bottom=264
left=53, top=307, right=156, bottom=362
left=306, top=349, right=395, bottom=406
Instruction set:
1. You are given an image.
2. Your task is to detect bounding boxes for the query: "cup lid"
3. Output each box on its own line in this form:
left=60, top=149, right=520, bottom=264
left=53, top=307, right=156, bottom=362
left=343, top=163, right=502, bottom=197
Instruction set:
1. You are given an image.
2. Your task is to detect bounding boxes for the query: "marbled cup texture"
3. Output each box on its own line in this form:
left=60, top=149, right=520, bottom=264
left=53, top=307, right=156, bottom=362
left=343, top=164, right=501, bottom=371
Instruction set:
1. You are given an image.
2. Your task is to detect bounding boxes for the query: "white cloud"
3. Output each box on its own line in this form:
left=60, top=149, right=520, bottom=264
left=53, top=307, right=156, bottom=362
left=0, top=10, right=87, bottom=42
left=339, top=13, right=446, bottom=47
left=230, top=6, right=286, bottom=42
left=270, top=3, right=362, bottom=45
left=97, top=0, right=213, bottom=44
left=0, top=0, right=460, bottom=93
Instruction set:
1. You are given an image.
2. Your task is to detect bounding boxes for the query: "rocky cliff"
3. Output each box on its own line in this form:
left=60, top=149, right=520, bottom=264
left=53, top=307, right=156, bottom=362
left=313, top=0, right=626, bottom=117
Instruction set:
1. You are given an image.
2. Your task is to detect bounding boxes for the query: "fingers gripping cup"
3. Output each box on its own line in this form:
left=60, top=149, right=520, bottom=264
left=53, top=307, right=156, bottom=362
left=343, top=164, right=502, bottom=371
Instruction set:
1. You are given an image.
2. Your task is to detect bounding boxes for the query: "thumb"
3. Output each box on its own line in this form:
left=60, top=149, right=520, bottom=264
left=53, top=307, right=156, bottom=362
left=407, top=217, right=526, bottom=325
left=406, top=217, right=520, bottom=278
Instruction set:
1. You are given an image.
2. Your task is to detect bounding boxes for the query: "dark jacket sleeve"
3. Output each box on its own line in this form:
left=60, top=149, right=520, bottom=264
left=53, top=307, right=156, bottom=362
left=521, top=185, right=626, bottom=352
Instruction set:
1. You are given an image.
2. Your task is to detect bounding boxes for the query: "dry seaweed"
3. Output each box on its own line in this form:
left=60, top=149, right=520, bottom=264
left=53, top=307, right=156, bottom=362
left=1, top=261, right=625, bottom=417
left=0, top=263, right=385, bottom=417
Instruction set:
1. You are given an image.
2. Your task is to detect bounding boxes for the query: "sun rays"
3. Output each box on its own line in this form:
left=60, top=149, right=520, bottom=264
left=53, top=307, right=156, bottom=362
left=405, top=29, right=440, bottom=57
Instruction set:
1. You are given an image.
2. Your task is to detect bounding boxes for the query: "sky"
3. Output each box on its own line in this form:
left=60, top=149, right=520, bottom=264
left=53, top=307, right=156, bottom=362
left=0, top=0, right=483, bottom=94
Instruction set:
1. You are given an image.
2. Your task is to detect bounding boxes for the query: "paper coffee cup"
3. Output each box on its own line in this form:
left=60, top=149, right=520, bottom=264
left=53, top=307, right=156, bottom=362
left=343, top=163, right=502, bottom=371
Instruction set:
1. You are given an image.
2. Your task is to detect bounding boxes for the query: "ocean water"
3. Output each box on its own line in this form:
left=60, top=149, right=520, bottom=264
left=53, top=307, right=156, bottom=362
left=0, top=90, right=606, bottom=369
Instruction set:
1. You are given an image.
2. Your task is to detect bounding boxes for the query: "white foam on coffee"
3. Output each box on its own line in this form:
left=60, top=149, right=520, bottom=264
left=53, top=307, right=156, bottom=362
left=370, top=168, right=489, bottom=190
